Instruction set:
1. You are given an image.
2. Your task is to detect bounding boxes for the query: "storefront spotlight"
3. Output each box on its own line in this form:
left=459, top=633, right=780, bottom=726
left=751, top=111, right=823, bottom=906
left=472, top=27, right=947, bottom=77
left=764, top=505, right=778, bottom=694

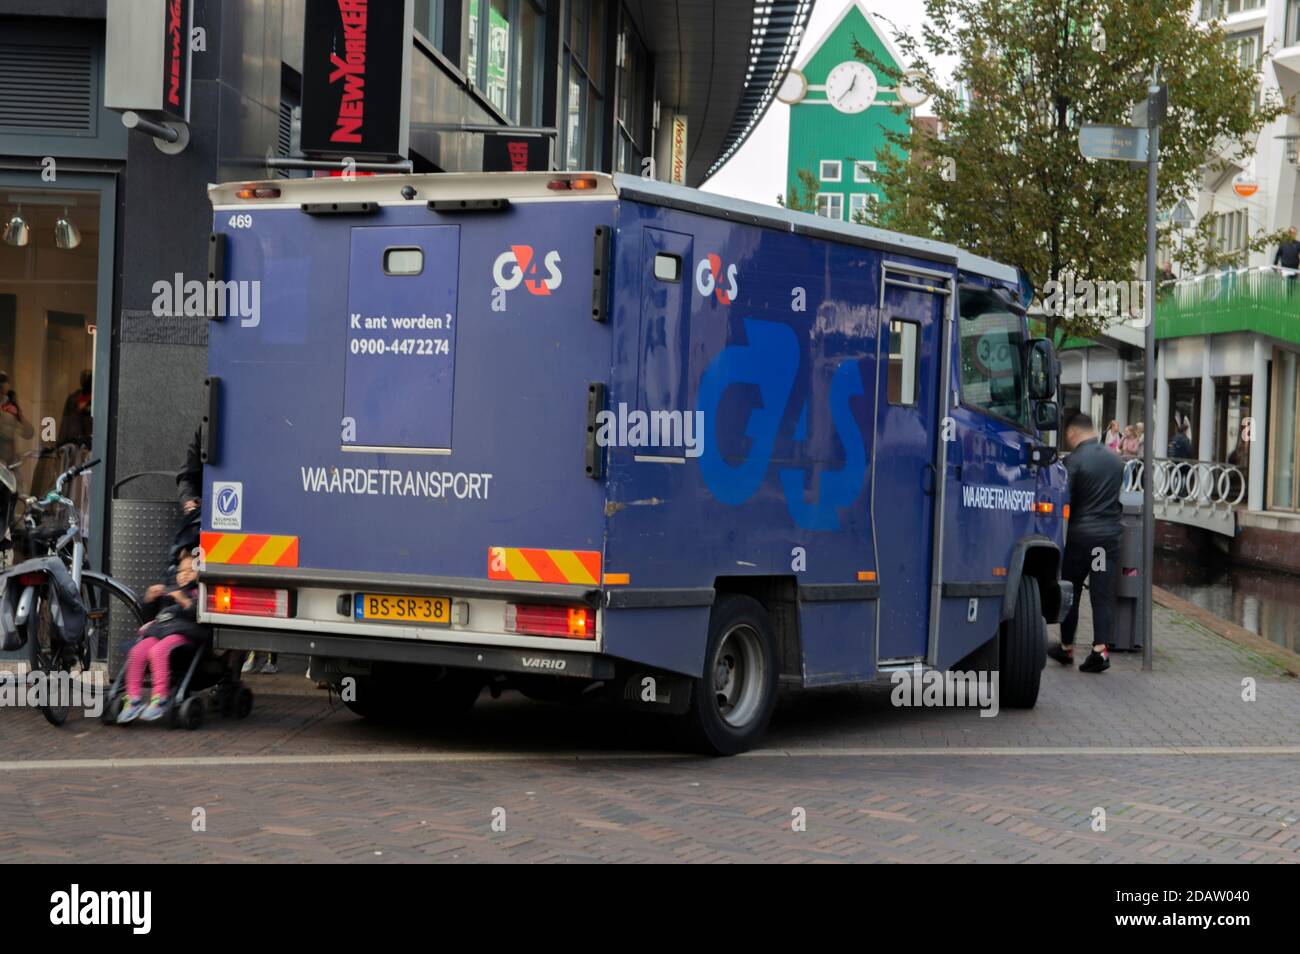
left=2, top=206, right=29, bottom=247
left=54, top=208, right=80, bottom=249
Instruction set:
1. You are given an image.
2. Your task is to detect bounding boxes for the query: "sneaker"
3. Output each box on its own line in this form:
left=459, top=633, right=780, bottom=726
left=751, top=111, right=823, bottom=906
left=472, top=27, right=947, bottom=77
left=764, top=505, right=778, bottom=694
left=117, top=697, right=146, bottom=724
left=241, top=651, right=258, bottom=673
left=141, top=695, right=169, bottom=721
left=1046, top=643, right=1075, bottom=666
left=260, top=662, right=278, bottom=674
left=1079, top=648, right=1111, bottom=673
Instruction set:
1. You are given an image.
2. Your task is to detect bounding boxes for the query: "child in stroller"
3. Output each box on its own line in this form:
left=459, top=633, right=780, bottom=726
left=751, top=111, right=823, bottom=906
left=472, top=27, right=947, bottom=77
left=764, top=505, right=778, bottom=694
left=104, top=514, right=253, bottom=729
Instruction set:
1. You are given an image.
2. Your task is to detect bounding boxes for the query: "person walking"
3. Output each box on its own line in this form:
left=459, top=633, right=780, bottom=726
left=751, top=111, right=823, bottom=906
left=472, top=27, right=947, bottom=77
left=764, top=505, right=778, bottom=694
left=1104, top=420, right=1122, bottom=452
left=1049, top=412, right=1124, bottom=673
left=1168, top=418, right=1193, bottom=460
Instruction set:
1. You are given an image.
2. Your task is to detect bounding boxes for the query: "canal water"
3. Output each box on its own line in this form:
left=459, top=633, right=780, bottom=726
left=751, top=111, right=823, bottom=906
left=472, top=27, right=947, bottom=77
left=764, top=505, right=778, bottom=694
left=1155, top=549, right=1300, bottom=655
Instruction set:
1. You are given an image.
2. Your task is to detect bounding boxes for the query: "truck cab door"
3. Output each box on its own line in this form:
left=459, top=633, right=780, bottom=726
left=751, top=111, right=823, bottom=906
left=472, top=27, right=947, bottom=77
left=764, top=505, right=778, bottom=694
left=873, top=265, right=951, bottom=664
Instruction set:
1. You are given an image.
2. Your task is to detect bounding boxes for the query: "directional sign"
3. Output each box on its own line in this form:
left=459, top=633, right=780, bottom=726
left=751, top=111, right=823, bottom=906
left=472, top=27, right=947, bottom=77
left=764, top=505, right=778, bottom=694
left=1079, top=124, right=1149, bottom=163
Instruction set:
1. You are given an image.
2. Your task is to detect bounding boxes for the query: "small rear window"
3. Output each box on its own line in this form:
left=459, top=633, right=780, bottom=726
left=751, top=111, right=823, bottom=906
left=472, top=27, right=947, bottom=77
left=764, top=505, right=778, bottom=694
left=384, top=247, right=423, bottom=275
left=654, top=253, right=681, bottom=282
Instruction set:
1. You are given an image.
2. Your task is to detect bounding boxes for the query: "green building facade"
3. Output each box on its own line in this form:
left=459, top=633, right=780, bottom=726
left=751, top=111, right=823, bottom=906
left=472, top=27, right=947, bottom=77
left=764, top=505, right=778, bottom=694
left=784, top=0, right=911, bottom=222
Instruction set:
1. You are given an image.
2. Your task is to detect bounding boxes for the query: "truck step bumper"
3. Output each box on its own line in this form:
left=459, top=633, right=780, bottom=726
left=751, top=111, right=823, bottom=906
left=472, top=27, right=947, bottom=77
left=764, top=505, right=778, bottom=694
left=214, top=627, right=616, bottom=681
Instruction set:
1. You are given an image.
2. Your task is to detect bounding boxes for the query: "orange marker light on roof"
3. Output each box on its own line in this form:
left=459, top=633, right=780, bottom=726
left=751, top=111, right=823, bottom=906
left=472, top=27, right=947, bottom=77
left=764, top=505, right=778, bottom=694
left=235, top=186, right=281, bottom=200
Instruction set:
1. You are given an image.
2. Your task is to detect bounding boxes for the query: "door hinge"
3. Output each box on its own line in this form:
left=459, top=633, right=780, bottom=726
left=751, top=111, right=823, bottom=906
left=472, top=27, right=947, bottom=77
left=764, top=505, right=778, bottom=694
left=586, top=382, right=607, bottom=479
left=592, top=225, right=612, bottom=322
left=206, top=232, right=225, bottom=320
left=201, top=376, right=220, bottom=466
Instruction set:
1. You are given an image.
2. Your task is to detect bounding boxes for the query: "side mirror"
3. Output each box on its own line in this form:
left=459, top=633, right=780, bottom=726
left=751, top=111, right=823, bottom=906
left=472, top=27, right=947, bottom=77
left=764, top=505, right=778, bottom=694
left=1026, top=338, right=1057, bottom=400
left=1029, top=443, right=1059, bottom=467
left=1034, top=400, right=1059, bottom=432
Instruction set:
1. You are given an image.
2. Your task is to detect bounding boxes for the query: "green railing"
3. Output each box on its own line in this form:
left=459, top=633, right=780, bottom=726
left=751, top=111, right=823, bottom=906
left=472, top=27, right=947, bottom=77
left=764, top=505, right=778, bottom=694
left=1156, top=266, right=1300, bottom=346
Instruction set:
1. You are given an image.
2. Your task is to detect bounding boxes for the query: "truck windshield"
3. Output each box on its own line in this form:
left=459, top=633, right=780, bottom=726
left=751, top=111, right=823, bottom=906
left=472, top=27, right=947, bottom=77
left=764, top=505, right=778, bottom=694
left=957, top=303, right=1028, bottom=428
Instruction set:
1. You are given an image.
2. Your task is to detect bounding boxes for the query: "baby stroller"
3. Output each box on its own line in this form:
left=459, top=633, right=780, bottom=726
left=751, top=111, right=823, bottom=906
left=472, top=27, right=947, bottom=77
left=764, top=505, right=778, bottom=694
left=101, top=508, right=253, bottom=730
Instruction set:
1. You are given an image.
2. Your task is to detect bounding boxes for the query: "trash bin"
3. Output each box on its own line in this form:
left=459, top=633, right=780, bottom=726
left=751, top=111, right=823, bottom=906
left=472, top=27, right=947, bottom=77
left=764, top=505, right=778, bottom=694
left=1112, top=489, right=1144, bottom=652
left=107, top=471, right=179, bottom=671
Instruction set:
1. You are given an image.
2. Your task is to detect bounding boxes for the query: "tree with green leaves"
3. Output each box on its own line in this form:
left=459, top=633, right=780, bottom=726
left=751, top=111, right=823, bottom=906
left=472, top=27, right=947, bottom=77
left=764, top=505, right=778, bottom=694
left=849, top=0, right=1289, bottom=342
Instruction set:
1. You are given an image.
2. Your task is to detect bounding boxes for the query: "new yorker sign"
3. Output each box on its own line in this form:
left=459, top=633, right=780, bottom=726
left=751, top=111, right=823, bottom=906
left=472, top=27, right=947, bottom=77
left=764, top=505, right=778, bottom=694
left=300, top=0, right=412, bottom=159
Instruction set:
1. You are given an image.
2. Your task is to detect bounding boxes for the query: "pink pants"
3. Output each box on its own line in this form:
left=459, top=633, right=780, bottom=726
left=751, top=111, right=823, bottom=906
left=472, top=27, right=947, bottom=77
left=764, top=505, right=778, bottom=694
left=125, top=633, right=194, bottom=701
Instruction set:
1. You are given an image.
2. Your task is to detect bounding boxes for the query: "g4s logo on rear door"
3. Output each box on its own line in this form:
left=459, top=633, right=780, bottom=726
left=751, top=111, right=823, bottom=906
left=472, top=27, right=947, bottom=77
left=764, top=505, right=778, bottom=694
left=493, top=245, right=563, bottom=296
left=695, top=253, right=739, bottom=305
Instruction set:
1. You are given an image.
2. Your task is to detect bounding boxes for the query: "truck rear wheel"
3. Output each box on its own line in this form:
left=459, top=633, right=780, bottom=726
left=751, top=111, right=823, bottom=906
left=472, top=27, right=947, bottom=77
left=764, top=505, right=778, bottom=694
left=682, top=594, right=778, bottom=756
left=1000, top=575, right=1046, bottom=708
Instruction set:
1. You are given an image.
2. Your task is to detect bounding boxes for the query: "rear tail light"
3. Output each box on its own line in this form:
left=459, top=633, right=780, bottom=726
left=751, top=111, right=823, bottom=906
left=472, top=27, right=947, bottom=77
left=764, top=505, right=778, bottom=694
left=235, top=186, right=282, bottom=199
left=206, top=585, right=291, bottom=619
left=504, top=603, right=595, bottom=640
left=547, top=176, right=599, bottom=192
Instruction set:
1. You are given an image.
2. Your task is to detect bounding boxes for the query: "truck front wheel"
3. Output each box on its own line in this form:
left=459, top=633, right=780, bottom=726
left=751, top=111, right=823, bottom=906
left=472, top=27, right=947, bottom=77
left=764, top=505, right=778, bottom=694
left=999, top=575, right=1046, bottom=708
left=682, top=594, right=779, bottom=755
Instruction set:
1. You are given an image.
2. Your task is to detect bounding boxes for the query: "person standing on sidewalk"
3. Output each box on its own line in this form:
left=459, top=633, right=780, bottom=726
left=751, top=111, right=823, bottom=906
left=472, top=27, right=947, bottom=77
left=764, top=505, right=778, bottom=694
left=1049, top=412, right=1124, bottom=673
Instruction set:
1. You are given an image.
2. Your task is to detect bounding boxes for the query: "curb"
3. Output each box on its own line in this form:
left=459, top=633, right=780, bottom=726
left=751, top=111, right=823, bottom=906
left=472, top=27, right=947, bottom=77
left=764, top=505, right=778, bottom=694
left=1152, top=585, right=1300, bottom=677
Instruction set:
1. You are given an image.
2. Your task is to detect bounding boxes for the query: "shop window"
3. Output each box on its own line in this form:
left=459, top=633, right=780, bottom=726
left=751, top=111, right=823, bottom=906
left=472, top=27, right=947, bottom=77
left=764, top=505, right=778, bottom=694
left=563, top=0, right=605, bottom=170
left=0, top=188, right=99, bottom=502
left=463, top=0, right=546, bottom=125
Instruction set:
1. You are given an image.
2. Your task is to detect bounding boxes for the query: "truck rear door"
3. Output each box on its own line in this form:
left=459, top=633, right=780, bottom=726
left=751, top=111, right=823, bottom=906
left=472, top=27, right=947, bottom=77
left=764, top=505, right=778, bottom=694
left=203, top=184, right=614, bottom=604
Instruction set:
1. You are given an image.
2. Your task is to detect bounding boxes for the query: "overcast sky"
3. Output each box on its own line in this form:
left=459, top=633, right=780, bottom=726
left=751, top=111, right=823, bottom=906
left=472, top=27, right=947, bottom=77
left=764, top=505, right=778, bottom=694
left=702, top=0, right=957, bottom=205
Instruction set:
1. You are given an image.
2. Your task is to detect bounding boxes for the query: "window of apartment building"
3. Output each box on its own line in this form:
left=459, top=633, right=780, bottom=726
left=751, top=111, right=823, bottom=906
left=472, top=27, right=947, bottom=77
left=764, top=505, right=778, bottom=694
left=849, top=192, right=877, bottom=222
left=1226, top=30, right=1263, bottom=69
left=1289, top=0, right=1300, bottom=47
left=1214, top=208, right=1248, bottom=256
left=1200, top=0, right=1265, bottom=18
left=854, top=160, right=876, bottom=183
left=615, top=17, right=651, bottom=174
left=447, top=0, right=545, bottom=125
left=816, top=193, right=843, bottom=220
left=564, top=0, right=606, bottom=169
left=819, top=159, right=842, bottom=182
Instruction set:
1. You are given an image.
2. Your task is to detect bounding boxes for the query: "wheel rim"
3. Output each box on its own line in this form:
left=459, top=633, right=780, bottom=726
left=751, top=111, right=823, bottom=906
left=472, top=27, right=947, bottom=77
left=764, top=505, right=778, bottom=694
left=711, top=623, right=766, bottom=729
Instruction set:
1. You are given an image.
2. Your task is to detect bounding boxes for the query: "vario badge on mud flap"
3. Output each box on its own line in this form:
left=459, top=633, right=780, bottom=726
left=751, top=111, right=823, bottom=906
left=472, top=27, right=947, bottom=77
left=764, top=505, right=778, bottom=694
left=493, top=245, right=563, bottom=296
left=211, top=481, right=243, bottom=530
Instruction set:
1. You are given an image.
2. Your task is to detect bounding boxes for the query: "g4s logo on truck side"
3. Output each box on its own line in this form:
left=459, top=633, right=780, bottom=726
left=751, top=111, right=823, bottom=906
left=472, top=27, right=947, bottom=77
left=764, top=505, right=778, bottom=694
left=695, top=253, right=739, bottom=305
left=696, top=318, right=867, bottom=531
left=493, top=245, right=563, bottom=296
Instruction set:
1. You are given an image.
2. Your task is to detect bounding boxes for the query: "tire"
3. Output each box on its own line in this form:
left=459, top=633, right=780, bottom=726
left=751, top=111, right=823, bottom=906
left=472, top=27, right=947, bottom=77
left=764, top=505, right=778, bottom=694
left=999, top=575, right=1046, bottom=708
left=28, top=594, right=74, bottom=727
left=101, top=691, right=125, bottom=725
left=342, top=665, right=481, bottom=724
left=681, top=594, right=779, bottom=756
left=178, top=696, right=204, bottom=731
left=234, top=685, right=254, bottom=719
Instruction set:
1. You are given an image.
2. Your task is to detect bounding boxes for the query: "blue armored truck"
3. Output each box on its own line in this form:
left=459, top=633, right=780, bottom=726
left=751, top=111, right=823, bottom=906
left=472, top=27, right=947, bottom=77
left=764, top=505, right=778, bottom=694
left=198, top=171, right=1071, bottom=754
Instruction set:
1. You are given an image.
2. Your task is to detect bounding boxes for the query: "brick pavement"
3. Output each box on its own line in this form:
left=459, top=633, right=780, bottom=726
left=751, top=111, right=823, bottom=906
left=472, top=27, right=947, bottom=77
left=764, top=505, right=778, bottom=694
left=0, top=599, right=1296, bottom=862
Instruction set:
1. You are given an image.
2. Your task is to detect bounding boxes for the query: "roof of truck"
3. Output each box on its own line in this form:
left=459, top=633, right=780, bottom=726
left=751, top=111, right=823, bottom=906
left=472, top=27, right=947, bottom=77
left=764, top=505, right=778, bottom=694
left=209, top=172, right=1019, bottom=287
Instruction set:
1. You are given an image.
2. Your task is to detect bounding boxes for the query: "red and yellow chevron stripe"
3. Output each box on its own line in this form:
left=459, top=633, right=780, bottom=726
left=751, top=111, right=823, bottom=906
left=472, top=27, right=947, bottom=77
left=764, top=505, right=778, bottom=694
left=200, top=532, right=299, bottom=567
left=488, top=546, right=601, bottom=585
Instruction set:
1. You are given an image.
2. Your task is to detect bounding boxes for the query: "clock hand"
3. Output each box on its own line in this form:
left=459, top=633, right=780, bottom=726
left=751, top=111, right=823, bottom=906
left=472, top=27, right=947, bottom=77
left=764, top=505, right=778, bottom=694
left=837, top=74, right=858, bottom=102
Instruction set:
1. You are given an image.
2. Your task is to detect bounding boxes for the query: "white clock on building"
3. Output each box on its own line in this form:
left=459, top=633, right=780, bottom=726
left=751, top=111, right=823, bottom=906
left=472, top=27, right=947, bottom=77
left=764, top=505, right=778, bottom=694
left=825, top=60, right=877, bottom=114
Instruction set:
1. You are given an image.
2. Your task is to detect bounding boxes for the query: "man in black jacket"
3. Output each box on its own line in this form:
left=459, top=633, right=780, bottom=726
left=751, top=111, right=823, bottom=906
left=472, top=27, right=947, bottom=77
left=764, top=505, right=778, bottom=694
left=1049, top=412, right=1124, bottom=673
left=1275, top=227, right=1300, bottom=269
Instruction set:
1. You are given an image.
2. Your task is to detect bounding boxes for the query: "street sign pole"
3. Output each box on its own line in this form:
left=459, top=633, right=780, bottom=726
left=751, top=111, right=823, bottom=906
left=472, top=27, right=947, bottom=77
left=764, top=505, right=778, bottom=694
left=1141, top=68, right=1161, bottom=673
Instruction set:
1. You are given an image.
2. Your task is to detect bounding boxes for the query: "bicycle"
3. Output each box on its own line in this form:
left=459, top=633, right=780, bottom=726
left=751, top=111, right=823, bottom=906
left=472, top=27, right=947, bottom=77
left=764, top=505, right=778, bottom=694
left=9, top=458, right=145, bottom=726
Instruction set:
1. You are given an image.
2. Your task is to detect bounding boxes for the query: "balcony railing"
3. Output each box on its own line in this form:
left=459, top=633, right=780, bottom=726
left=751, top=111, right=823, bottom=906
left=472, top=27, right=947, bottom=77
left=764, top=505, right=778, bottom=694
left=1155, top=265, right=1300, bottom=346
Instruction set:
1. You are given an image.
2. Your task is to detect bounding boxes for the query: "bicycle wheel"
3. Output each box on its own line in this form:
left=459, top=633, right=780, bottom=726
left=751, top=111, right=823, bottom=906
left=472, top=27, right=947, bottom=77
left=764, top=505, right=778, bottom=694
left=80, top=574, right=145, bottom=666
left=27, top=590, right=78, bottom=727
